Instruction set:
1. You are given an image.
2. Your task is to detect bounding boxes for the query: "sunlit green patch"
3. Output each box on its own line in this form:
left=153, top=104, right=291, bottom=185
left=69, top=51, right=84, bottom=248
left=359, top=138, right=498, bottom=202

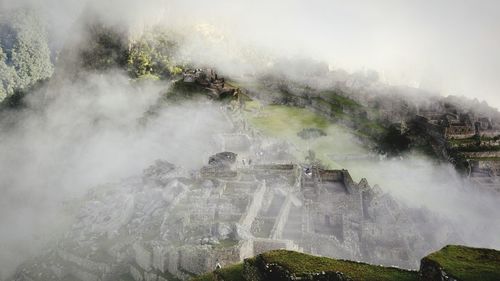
left=259, top=250, right=418, bottom=281
left=248, top=105, right=329, bottom=136
left=245, top=103, right=368, bottom=168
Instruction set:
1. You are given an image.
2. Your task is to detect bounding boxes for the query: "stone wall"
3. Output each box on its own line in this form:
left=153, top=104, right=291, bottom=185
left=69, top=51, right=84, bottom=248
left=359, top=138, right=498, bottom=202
left=133, top=243, right=152, bottom=271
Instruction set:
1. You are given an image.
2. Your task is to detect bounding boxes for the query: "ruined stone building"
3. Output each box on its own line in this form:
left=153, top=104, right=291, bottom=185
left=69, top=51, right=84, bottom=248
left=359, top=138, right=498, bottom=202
left=12, top=151, right=457, bottom=281
left=182, top=69, right=238, bottom=99
left=413, top=104, right=500, bottom=193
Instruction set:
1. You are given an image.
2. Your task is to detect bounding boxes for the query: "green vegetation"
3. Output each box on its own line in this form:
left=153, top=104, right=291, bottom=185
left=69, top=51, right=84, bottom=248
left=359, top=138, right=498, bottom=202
left=192, top=263, right=244, bottom=281
left=127, top=28, right=183, bottom=79
left=469, top=157, right=500, bottom=161
left=80, top=23, right=129, bottom=70
left=79, top=24, right=183, bottom=80
left=245, top=76, right=386, bottom=141
left=0, top=8, right=53, bottom=101
left=318, top=90, right=362, bottom=114
left=449, top=135, right=500, bottom=146
left=378, top=125, right=411, bottom=156
left=249, top=105, right=329, bottom=136
left=192, top=247, right=500, bottom=281
left=259, top=250, right=418, bottom=281
left=0, top=77, right=48, bottom=109
left=163, top=79, right=209, bottom=101
left=245, top=103, right=367, bottom=168
left=453, top=145, right=500, bottom=152
left=423, top=245, right=500, bottom=281
left=448, top=137, right=478, bottom=146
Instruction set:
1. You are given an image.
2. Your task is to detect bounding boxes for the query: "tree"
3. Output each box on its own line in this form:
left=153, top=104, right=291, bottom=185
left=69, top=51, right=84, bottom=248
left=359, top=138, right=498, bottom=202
left=127, top=28, right=183, bottom=79
left=79, top=23, right=129, bottom=71
left=0, top=8, right=53, bottom=101
left=0, top=46, right=19, bottom=100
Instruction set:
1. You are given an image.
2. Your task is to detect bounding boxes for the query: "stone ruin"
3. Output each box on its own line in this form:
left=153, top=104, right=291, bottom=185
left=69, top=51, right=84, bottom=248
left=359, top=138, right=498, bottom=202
left=413, top=103, right=500, bottom=193
left=11, top=152, right=459, bottom=281
left=182, top=69, right=238, bottom=99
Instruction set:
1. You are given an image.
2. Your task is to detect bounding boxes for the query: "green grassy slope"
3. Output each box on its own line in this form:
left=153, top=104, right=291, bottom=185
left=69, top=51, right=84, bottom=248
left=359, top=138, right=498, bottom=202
left=258, top=250, right=418, bottom=281
left=191, top=246, right=500, bottom=281
left=423, top=245, right=500, bottom=281
left=190, top=250, right=417, bottom=281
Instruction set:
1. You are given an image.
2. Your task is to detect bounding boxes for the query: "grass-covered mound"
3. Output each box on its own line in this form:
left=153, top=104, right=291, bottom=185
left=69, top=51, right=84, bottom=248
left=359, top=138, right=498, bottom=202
left=421, top=245, right=500, bottom=281
left=190, top=246, right=500, bottom=281
left=254, top=250, right=418, bottom=281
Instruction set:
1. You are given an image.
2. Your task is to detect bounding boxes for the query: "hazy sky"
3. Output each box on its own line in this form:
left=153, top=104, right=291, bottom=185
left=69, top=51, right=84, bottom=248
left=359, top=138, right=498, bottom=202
left=2, top=0, right=499, bottom=107
left=166, top=0, right=500, bottom=107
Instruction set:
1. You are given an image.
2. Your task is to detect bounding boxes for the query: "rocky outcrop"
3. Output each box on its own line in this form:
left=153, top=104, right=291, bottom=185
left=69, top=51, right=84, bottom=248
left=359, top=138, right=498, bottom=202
left=419, top=258, right=457, bottom=281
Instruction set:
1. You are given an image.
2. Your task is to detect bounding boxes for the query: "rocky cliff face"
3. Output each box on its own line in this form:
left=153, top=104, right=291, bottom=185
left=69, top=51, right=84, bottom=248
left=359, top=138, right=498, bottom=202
left=419, top=258, right=458, bottom=281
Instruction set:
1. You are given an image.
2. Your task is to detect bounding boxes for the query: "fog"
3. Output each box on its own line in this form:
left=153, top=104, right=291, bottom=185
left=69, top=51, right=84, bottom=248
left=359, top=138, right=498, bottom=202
left=0, top=71, right=232, bottom=277
left=263, top=120, right=500, bottom=251
left=1, top=0, right=500, bottom=278
left=343, top=155, right=500, bottom=249
left=2, top=0, right=499, bottom=106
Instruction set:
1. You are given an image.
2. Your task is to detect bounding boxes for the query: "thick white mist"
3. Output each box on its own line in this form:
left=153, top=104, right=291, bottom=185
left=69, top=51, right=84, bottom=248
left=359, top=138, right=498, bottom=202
left=4, top=0, right=500, bottom=107
left=0, top=71, right=232, bottom=277
left=1, top=0, right=500, bottom=278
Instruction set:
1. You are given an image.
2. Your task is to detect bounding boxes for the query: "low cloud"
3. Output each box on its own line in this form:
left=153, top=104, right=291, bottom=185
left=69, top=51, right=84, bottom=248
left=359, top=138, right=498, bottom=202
left=0, top=71, right=231, bottom=277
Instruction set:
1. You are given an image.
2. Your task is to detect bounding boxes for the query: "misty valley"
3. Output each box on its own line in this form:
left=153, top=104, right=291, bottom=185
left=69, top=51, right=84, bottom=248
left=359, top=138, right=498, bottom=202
left=0, top=1, right=499, bottom=281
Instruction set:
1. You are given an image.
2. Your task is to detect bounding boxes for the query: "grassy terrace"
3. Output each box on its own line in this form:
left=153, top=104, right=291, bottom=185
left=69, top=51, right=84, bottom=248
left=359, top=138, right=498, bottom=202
left=244, top=102, right=368, bottom=168
left=259, top=250, right=418, bottom=281
left=423, top=245, right=500, bottom=281
left=248, top=103, right=330, bottom=135
left=192, top=263, right=244, bottom=281
left=468, top=157, right=500, bottom=161
left=455, top=145, right=500, bottom=152
left=448, top=136, right=500, bottom=148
